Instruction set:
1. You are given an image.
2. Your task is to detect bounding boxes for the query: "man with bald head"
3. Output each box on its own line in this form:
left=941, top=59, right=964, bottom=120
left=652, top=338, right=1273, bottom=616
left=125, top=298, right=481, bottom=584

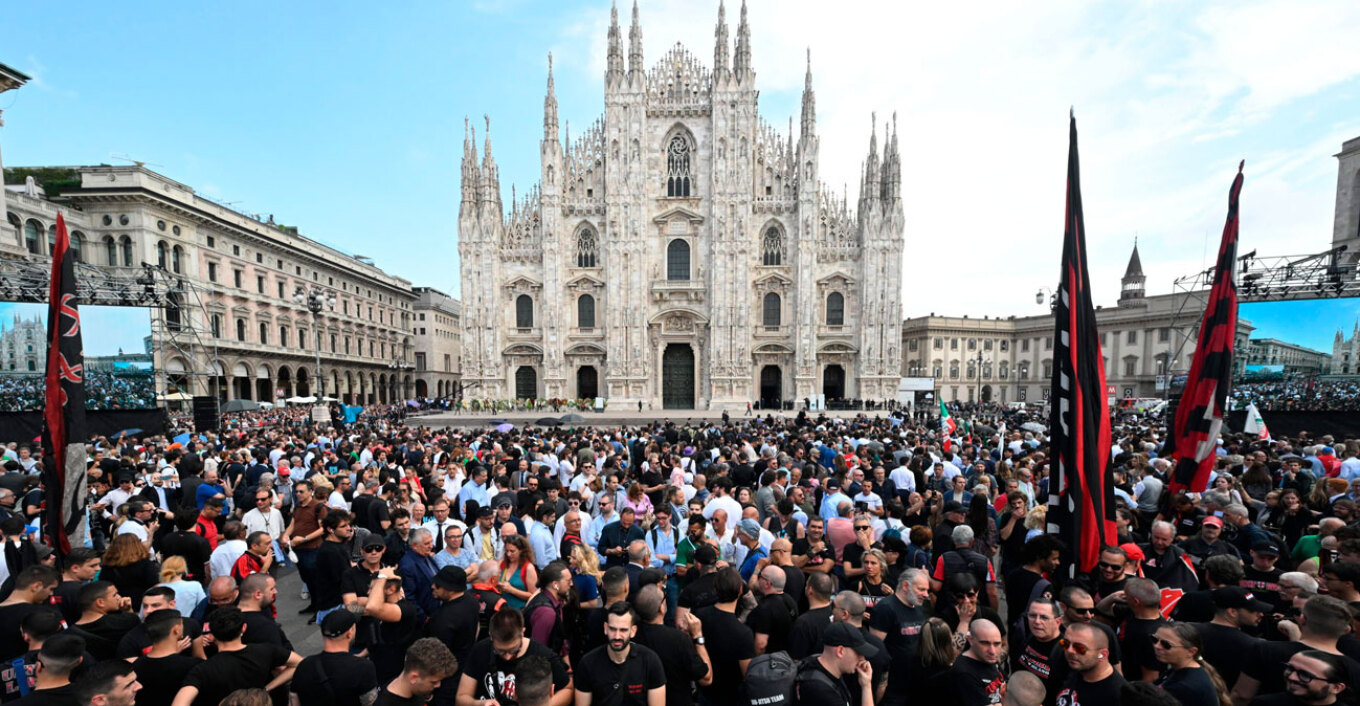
left=947, top=618, right=1006, bottom=706
left=1054, top=622, right=1127, bottom=706
left=1002, top=671, right=1046, bottom=706
left=747, top=565, right=798, bottom=654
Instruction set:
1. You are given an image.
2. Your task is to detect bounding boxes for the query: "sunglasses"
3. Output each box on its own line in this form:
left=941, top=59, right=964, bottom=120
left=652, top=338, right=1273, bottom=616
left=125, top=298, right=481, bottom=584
left=1066, top=605, right=1095, bottom=616
left=1097, top=561, right=1125, bottom=571
left=1059, top=638, right=1094, bottom=656
left=855, top=526, right=871, bottom=532
left=1284, top=664, right=1336, bottom=684
left=363, top=546, right=386, bottom=553
left=256, top=498, right=271, bottom=503
left=1151, top=637, right=1185, bottom=650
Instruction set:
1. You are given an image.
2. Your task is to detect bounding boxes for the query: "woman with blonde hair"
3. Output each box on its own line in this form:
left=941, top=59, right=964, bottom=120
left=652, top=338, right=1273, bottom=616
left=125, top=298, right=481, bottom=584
left=157, top=555, right=207, bottom=617
left=497, top=535, right=537, bottom=611
left=1024, top=505, right=1048, bottom=541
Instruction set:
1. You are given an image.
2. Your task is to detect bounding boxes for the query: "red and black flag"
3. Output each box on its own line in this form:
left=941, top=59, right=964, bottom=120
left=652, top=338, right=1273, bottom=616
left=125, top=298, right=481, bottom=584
left=40, top=213, right=88, bottom=556
left=1046, top=113, right=1117, bottom=576
left=1169, top=163, right=1244, bottom=494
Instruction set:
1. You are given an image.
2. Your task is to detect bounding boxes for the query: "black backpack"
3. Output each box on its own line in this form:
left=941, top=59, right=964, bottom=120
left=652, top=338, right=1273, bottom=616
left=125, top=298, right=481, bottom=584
left=743, top=651, right=839, bottom=706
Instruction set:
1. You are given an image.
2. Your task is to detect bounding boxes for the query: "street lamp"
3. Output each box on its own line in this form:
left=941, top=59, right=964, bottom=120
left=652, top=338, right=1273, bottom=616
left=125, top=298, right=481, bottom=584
left=388, top=338, right=412, bottom=405
left=294, top=285, right=336, bottom=401
left=974, top=349, right=991, bottom=405
left=1036, top=286, right=1056, bottom=308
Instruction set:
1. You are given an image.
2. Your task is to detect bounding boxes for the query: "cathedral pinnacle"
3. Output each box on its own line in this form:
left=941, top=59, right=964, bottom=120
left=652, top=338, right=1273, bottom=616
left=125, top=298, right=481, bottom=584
left=607, top=1, right=624, bottom=82
left=544, top=53, right=558, bottom=141
left=800, top=48, right=816, bottom=139
left=628, top=0, right=643, bottom=78
left=734, top=0, right=751, bottom=78
left=714, top=0, right=729, bottom=76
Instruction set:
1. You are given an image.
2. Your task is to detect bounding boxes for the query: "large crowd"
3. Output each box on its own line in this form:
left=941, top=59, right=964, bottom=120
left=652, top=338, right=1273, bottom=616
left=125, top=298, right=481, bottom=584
left=0, top=405, right=1358, bottom=706
left=0, top=370, right=157, bottom=412
left=1232, top=379, right=1360, bottom=412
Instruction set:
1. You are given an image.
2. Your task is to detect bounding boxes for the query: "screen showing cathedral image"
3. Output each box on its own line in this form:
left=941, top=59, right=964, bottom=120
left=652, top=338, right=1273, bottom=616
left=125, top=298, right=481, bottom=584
left=1232, top=300, right=1356, bottom=412
left=0, top=301, right=156, bottom=412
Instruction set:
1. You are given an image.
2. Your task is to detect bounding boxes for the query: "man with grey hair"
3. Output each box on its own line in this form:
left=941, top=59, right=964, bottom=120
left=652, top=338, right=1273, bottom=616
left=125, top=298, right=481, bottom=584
left=1223, top=502, right=1272, bottom=555
left=747, top=565, right=797, bottom=655
left=869, top=569, right=930, bottom=706
left=398, top=526, right=439, bottom=618
left=931, top=523, right=998, bottom=609
left=1110, top=577, right=1165, bottom=682
left=833, top=590, right=889, bottom=705
left=626, top=539, right=651, bottom=599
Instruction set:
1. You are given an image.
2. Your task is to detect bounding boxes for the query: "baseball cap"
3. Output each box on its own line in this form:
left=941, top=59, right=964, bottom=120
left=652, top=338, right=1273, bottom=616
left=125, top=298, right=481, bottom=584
left=362, top=537, right=388, bottom=551
left=1202, top=516, right=1223, bottom=528
left=1120, top=543, right=1145, bottom=562
left=943, top=501, right=965, bottom=514
left=495, top=496, right=514, bottom=508
left=1212, top=586, right=1272, bottom=614
left=477, top=506, right=495, bottom=519
left=739, top=518, right=762, bottom=539
left=320, top=609, right=358, bottom=638
left=1251, top=540, right=1281, bottom=556
left=823, top=622, right=878, bottom=658
left=433, top=566, right=468, bottom=592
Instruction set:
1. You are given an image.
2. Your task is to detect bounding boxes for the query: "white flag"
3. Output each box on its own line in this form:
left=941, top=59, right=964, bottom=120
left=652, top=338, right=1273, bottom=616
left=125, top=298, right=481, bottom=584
left=1243, top=402, right=1271, bottom=441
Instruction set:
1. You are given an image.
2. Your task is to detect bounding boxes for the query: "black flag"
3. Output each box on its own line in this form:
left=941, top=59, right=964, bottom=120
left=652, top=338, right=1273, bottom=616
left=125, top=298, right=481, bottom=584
left=40, top=213, right=88, bottom=556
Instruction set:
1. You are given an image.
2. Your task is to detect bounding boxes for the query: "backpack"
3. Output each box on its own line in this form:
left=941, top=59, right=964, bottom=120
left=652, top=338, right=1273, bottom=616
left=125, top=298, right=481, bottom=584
left=743, top=651, right=839, bottom=706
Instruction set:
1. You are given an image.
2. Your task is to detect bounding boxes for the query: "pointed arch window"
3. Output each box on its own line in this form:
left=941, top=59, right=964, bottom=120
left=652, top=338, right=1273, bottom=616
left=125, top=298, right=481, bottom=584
left=576, top=226, right=598, bottom=268
left=666, top=135, right=692, bottom=197
left=578, top=294, right=596, bottom=329
left=516, top=295, right=534, bottom=328
left=23, top=220, right=42, bottom=254
left=763, top=293, right=781, bottom=327
left=119, top=236, right=134, bottom=266
left=826, top=292, right=845, bottom=326
left=104, top=236, right=118, bottom=265
left=762, top=227, right=783, bottom=266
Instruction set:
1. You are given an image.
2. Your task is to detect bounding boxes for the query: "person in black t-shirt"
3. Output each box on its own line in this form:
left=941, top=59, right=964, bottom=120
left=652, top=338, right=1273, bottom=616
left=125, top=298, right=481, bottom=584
left=14, top=633, right=84, bottom=706
left=868, top=570, right=931, bottom=706
left=364, top=567, right=420, bottom=685
left=793, top=622, right=877, bottom=706
left=1242, top=542, right=1285, bottom=612
left=695, top=568, right=756, bottom=706
left=115, top=587, right=204, bottom=660
left=1233, top=595, right=1360, bottom=704
left=70, top=582, right=141, bottom=663
left=1151, top=623, right=1223, bottom=706
left=1247, top=650, right=1348, bottom=706
left=1054, top=622, right=1128, bottom=706
left=1118, top=578, right=1168, bottom=683
left=947, top=619, right=1007, bottom=706
left=0, top=566, right=59, bottom=662
left=237, top=574, right=292, bottom=651
left=747, top=566, right=799, bottom=655
left=171, top=607, right=300, bottom=706
left=632, top=584, right=712, bottom=706
left=291, top=610, right=380, bottom=706
left=1195, top=586, right=1268, bottom=688
left=573, top=603, right=666, bottom=706
left=1004, top=536, right=1062, bottom=627
left=374, top=637, right=457, bottom=706
left=50, top=548, right=100, bottom=626
left=1012, top=598, right=1062, bottom=693
left=675, top=546, right=720, bottom=626
left=313, top=510, right=355, bottom=618
left=428, top=566, right=481, bottom=685
left=456, top=608, right=573, bottom=706
left=789, top=573, right=837, bottom=659
left=132, top=610, right=204, bottom=706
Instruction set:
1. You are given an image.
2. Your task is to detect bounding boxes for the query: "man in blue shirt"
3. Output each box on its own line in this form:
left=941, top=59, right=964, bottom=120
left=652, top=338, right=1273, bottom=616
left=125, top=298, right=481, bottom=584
left=195, top=469, right=227, bottom=510
left=598, top=507, right=645, bottom=569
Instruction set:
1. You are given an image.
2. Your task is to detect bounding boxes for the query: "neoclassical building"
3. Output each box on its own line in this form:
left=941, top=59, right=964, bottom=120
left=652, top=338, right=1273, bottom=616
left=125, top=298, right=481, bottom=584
left=458, top=1, right=905, bottom=409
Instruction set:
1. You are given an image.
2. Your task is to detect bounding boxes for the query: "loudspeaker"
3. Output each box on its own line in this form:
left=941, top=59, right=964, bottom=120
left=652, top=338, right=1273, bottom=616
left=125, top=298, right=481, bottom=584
left=192, top=396, right=220, bottom=433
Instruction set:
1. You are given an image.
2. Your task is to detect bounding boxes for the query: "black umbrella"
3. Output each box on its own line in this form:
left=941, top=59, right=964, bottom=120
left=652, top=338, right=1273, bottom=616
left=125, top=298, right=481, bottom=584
left=487, top=419, right=509, bottom=425
left=973, top=423, right=997, bottom=437
left=535, top=417, right=564, bottom=427
left=221, top=399, right=261, bottom=413
left=559, top=413, right=587, bottom=423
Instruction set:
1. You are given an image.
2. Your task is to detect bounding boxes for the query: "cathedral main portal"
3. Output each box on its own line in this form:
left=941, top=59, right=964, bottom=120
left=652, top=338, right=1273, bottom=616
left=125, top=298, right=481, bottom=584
left=662, top=343, right=695, bottom=409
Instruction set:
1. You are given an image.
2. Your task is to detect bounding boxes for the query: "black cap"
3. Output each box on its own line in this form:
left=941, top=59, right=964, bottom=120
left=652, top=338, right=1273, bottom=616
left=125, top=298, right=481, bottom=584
left=823, top=622, right=878, bottom=658
left=943, top=501, right=965, bottom=514
left=320, top=609, right=357, bottom=638
left=477, top=506, right=495, bottom=518
left=361, top=537, right=387, bottom=551
left=1251, top=540, right=1281, bottom=556
left=495, top=496, right=514, bottom=508
left=433, top=566, right=467, bottom=592
left=1212, top=586, right=1272, bottom=614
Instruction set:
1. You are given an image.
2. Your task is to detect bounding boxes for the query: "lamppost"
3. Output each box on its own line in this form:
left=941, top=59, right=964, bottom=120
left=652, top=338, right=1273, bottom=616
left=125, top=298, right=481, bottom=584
left=294, top=285, right=335, bottom=401
left=388, top=339, right=412, bottom=406
left=974, top=349, right=990, bottom=406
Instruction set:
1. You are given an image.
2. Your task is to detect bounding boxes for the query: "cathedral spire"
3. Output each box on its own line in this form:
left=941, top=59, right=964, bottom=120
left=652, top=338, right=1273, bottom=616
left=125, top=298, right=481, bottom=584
left=734, top=0, right=752, bottom=79
left=628, top=0, right=643, bottom=79
left=714, top=0, right=730, bottom=77
left=481, top=114, right=501, bottom=210
left=606, top=1, right=624, bottom=83
left=864, top=112, right=879, bottom=203
left=543, top=53, right=558, bottom=143
left=800, top=48, right=816, bottom=139
left=462, top=117, right=480, bottom=208
left=1119, top=239, right=1147, bottom=305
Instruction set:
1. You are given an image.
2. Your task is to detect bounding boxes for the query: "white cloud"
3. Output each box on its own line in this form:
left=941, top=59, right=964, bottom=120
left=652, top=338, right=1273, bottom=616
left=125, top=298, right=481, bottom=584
left=529, top=1, right=1360, bottom=317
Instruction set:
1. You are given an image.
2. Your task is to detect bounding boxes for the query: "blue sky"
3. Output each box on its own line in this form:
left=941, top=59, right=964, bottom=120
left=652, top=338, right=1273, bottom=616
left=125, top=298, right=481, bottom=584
left=0, top=302, right=149, bottom=357
left=1241, top=300, right=1359, bottom=354
left=4, top=1, right=1360, bottom=316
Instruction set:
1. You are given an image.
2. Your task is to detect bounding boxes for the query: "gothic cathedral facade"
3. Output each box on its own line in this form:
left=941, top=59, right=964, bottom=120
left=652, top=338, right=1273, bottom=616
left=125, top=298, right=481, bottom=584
left=458, top=1, right=904, bottom=409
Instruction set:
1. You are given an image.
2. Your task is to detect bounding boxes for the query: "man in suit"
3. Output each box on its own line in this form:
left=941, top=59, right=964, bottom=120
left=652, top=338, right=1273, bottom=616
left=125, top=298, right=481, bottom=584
left=140, top=468, right=181, bottom=518
left=944, top=474, right=973, bottom=507
left=398, top=527, right=439, bottom=619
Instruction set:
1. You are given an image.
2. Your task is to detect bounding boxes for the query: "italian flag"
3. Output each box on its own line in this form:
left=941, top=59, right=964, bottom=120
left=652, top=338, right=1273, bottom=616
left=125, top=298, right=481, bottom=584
left=1243, top=402, right=1271, bottom=441
left=940, top=399, right=957, bottom=451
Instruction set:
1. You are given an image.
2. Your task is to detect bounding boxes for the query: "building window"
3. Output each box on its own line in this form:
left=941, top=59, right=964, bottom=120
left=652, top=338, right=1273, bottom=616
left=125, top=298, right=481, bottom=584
left=23, top=220, right=43, bottom=255
left=908, top=339, right=919, bottom=352
left=1042, top=360, right=1053, bottom=378
left=1019, top=362, right=1029, bottom=380
left=330, top=334, right=337, bottom=352
left=933, top=362, right=943, bottom=378
left=578, top=294, right=596, bottom=329
left=279, top=326, right=289, bottom=347
left=259, top=322, right=268, bottom=344
left=967, top=361, right=976, bottom=379
left=1000, top=361, right=1009, bottom=379
left=207, top=262, right=218, bottom=282
left=666, top=135, right=692, bottom=197
left=827, top=292, right=845, bottom=326
left=1127, top=330, right=1138, bottom=344
left=236, top=319, right=246, bottom=342
left=171, top=246, right=183, bottom=274
left=104, top=236, right=118, bottom=265
left=256, top=253, right=263, bottom=263
left=1022, top=339, right=1030, bottom=352
left=933, top=338, right=942, bottom=350
left=1159, top=328, right=1171, bottom=343
left=1000, top=340, right=1009, bottom=352
left=119, top=236, right=133, bottom=266
left=576, top=227, right=598, bottom=268
left=277, top=282, right=285, bottom=298
left=516, top=295, right=534, bottom=328
left=762, top=227, right=783, bottom=266
left=667, top=239, right=690, bottom=281
left=70, top=232, right=84, bottom=263
left=968, top=339, right=977, bottom=351
left=211, top=314, right=222, bottom=338
left=156, top=241, right=168, bottom=269
left=257, top=276, right=265, bottom=294
left=763, top=293, right=781, bottom=327
left=344, top=337, right=350, bottom=354
left=234, top=270, right=243, bottom=288
left=415, top=353, right=426, bottom=371
left=951, top=338, right=959, bottom=351
left=1045, top=336, right=1053, bottom=350
left=206, top=236, right=215, bottom=248
left=950, top=361, right=960, bottom=379
left=233, top=245, right=240, bottom=256
left=1124, top=358, right=1138, bottom=376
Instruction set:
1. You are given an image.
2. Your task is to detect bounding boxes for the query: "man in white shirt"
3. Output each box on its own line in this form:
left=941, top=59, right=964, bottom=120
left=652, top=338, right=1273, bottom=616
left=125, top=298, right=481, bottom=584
left=328, top=474, right=353, bottom=511
left=702, top=478, right=743, bottom=524
left=422, top=498, right=466, bottom=554
left=889, top=464, right=916, bottom=500
left=210, top=522, right=249, bottom=579
left=242, top=487, right=287, bottom=551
